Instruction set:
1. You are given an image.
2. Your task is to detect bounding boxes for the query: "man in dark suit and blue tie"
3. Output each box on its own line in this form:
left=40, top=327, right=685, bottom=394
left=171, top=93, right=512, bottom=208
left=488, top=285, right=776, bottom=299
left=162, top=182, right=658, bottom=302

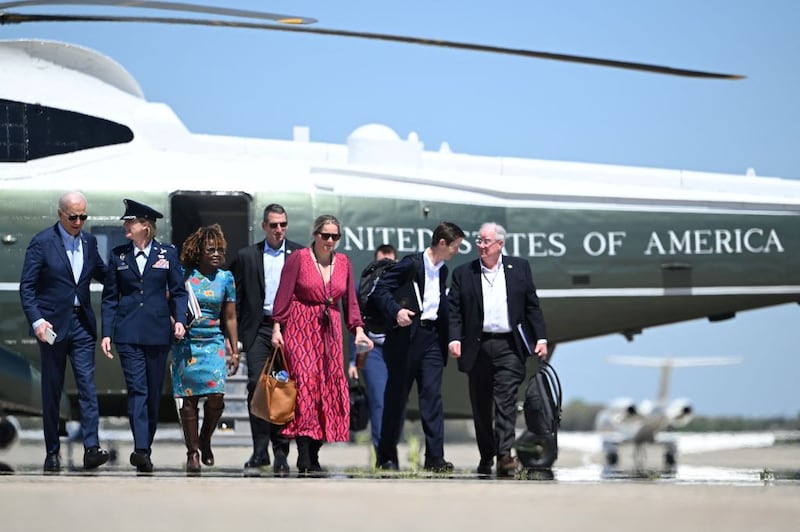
left=230, top=203, right=304, bottom=475
left=448, top=222, right=548, bottom=477
left=20, top=191, right=110, bottom=473
left=370, top=221, right=465, bottom=472
left=101, top=199, right=188, bottom=473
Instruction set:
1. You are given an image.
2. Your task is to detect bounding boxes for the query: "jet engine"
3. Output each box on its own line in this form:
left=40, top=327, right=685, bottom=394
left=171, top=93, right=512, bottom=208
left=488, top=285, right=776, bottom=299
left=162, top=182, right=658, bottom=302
left=666, top=398, right=694, bottom=427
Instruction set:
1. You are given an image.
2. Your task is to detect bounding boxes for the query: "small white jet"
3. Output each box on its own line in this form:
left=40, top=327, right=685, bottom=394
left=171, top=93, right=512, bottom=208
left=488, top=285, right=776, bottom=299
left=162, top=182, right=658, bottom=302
left=595, top=355, right=741, bottom=471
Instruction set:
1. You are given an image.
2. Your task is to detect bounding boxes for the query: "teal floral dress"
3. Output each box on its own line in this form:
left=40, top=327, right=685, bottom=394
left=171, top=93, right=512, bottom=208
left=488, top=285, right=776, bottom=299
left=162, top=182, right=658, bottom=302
left=171, top=268, right=236, bottom=397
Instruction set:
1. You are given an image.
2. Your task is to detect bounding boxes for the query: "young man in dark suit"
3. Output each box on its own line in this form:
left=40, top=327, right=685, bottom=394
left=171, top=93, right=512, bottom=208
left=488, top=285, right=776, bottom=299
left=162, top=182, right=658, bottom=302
left=370, top=221, right=465, bottom=472
left=448, top=222, right=548, bottom=477
left=229, top=203, right=303, bottom=475
left=20, top=191, right=109, bottom=473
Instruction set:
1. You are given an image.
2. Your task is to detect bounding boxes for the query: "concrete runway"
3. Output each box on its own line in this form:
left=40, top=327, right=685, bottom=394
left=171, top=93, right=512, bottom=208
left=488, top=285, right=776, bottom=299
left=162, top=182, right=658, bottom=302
left=2, top=434, right=799, bottom=532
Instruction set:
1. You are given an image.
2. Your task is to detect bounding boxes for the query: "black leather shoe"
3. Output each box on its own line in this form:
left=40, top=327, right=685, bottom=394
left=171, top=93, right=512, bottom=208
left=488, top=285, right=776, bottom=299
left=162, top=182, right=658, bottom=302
left=243, top=453, right=270, bottom=469
left=43, top=453, right=61, bottom=474
left=273, top=453, right=290, bottom=477
left=423, top=458, right=454, bottom=473
left=83, top=447, right=109, bottom=470
left=129, top=451, right=153, bottom=474
left=477, top=459, right=493, bottom=476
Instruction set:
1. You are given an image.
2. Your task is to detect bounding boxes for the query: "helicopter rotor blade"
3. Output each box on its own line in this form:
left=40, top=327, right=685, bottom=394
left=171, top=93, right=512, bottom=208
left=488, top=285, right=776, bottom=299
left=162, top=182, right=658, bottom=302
left=0, top=11, right=746, bottom=80
left=0, top=0, right=316, bottom=24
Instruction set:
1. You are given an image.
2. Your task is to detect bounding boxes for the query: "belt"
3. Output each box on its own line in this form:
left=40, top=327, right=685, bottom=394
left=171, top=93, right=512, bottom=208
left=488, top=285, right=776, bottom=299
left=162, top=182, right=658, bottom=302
left=481, top=331, right=512, bottom=340
left=419, top=319, right=438, bottom=328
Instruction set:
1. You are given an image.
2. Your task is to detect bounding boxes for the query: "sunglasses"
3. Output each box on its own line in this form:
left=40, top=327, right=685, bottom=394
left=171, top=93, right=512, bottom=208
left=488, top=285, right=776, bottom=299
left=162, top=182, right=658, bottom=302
left=318, top=233, right=341, bottom=241
left=67, top=214, right=89, bottom=221
left=205, top=247, right=226, bottom=255
left=268, top=222, right=288, bottom=229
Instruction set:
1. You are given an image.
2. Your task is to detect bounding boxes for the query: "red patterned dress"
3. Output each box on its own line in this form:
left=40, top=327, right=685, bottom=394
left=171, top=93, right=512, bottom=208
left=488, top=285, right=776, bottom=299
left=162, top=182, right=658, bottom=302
left=272, top=247, right=363, bottom=442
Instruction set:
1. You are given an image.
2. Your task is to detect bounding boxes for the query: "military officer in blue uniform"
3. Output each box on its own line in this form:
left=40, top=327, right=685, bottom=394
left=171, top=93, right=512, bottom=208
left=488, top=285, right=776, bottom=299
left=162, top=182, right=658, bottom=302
left=101, top=199, right=188, bottom=473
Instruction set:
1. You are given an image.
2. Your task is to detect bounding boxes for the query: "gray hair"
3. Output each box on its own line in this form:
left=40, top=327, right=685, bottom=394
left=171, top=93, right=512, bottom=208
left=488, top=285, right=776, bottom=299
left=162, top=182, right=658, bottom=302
left=58, top=191, right=87, bottom=211
left=480, top=222, right=507, bottom=243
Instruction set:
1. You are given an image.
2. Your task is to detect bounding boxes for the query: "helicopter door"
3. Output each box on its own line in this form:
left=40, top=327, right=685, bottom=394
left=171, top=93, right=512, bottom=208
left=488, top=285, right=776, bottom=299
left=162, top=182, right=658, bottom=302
left=170, top=192, right=251, bottom=263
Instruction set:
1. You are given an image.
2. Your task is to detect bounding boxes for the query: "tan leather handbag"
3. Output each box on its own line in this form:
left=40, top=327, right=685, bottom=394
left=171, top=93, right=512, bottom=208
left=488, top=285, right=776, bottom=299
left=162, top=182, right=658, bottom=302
left=249, top=346, right=297, bottom=424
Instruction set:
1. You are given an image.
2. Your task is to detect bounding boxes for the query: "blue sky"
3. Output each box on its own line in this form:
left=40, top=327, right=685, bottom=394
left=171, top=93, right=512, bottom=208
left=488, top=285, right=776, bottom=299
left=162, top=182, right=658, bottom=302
left=3, top=1, right=798, bottom=417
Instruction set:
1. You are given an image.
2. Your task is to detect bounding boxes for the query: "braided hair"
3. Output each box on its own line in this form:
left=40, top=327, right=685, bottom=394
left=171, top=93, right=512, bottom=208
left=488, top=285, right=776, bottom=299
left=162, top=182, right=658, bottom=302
left=180, top=224, right=228, bottom=270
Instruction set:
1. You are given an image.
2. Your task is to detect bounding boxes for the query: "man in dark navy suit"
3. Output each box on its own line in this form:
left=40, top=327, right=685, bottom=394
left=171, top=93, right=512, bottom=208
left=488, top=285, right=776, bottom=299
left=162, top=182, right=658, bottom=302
left=448, top=222, right=548, bottom=477
left=20, top=191, right=109, bottom=473
left=370, top=221, right=465, bottom=472
left=230, top=203, right=304, bottom=475
left=101, top=199, right=188, bottom=473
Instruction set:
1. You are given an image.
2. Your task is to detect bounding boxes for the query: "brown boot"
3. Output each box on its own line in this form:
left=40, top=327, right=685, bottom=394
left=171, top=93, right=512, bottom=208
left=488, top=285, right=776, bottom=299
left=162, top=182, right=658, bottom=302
left=200, top=394, right=225, bottom=467
left=180, top=397, right=201, bottom=475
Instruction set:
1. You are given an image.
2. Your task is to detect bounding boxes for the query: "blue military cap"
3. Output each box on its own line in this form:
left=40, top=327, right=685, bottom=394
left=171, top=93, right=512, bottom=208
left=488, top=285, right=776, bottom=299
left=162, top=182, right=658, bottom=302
left=120, top=199, right=163, bottom=221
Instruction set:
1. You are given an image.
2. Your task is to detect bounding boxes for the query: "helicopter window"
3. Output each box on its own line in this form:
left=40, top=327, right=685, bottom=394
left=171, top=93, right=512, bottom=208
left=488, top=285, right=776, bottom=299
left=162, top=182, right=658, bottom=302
left=0, top=99, right=133, bottom=162
left=91, top=226, right=129, bottom=262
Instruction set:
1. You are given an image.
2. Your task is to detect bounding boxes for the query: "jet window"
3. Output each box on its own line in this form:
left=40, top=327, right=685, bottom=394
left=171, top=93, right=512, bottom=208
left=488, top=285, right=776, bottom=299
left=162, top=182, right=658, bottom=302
left=0, top=99, right=133, bottom=162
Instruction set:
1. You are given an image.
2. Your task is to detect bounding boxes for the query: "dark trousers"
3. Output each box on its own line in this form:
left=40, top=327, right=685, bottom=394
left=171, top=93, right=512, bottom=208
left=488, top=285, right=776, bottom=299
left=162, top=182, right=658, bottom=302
left=117, top=343, right=170, bottom=454
left=39, top=309, right=99, bottom=455
left=379, top=326, right=445, bottom=464
left=469, top=335, right=526, bottom=461
left=245, top=319, right=289, bottom=459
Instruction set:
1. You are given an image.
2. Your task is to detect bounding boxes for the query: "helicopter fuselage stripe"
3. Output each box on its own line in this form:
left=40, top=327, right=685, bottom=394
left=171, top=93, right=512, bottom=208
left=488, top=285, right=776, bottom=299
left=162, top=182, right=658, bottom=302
left=2, top=283, right=800, bottom=297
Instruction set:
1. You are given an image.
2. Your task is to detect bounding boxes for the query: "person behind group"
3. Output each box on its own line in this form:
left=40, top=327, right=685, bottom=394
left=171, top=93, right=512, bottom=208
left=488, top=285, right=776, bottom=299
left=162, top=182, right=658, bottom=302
left=370, top=221, right=465, bottom=472
left=347, top=244, right=397, bottom=452
left=172, top=224, right=239, bottom=474
left=19, top=191, right=110, bottom=473
left=229, top=203, right=304, bottom=475
left=271, top=214, right=373, bottom=475
left=448, top=222, right=548, bottom=477
left=101, top=199, right=188, bottom=474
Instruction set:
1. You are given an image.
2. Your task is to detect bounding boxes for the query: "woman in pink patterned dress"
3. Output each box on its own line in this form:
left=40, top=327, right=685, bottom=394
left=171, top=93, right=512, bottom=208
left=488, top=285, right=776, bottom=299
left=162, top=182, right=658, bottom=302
left=272, top=214, right=372, bottom=474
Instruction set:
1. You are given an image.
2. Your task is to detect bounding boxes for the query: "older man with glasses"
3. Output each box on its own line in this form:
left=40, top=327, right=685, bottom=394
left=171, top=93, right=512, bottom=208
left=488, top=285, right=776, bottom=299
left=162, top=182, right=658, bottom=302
left=20, top=191, right=110, bottom=473
left=447, top=222, right=549, bottom=477
left=229, top=203, right=304, bottom=476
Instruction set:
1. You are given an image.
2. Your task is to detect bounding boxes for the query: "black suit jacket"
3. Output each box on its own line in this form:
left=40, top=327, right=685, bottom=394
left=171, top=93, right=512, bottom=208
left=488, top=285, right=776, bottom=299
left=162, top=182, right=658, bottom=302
left=229, top=238, right=303, bottom=351
left=371, top=252, right=450, bottom=364
left=448, top=255, right=547, bottom=373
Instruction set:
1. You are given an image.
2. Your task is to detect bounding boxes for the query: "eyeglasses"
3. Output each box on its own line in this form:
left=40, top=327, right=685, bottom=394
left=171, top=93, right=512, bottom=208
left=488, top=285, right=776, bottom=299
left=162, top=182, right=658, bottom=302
left=67, top=214, right=89, bottom=221
left=205, top=247, right=226, bottom=255
left=475, top=238, right=497, bottom=246
left=268, top=222, right=288, bottom=229
left=318, top=233, right=341, bottom=241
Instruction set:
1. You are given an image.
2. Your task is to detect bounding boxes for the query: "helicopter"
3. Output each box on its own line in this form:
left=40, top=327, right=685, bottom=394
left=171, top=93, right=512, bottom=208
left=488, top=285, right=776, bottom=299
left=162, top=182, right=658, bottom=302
left=1, top=2, right=797, bottom=456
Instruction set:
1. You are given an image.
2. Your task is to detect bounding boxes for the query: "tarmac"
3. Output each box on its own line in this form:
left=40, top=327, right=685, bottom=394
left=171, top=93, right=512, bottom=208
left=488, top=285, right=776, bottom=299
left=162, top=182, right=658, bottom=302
left=1, top=430, right=799, bottom=532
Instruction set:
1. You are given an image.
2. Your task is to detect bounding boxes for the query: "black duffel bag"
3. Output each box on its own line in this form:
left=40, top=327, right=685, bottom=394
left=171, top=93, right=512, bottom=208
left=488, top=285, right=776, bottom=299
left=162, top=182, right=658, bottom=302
left=349, top=379, right=370, bottom=432
left=514, top=360, right=562, bottom=470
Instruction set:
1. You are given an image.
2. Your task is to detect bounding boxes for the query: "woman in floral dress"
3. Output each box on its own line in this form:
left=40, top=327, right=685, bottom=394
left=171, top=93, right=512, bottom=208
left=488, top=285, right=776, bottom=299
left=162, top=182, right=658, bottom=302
left=172, top=224, right=239, bottom=474
left=272, top=214, right=372, bottom=474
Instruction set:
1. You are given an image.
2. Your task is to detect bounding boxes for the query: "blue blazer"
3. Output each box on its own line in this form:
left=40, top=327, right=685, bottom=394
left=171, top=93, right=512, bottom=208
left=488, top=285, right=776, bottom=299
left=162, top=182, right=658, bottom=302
left=370, top=253, right=450, bottom=364
left=101, top=240, right=188, bottom=345
left=20, top=223, right=107, bottom=340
